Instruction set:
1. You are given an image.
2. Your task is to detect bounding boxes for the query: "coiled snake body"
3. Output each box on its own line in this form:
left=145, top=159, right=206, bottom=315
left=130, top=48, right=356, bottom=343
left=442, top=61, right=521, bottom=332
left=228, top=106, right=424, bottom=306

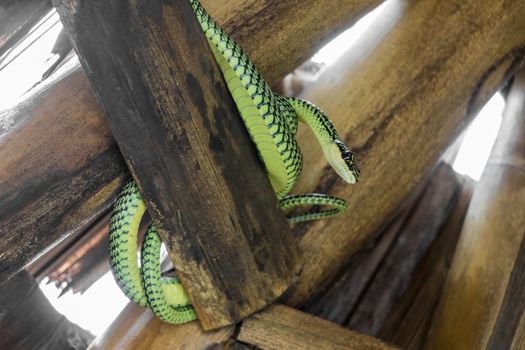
left=109, top=0, right=360, bottom=324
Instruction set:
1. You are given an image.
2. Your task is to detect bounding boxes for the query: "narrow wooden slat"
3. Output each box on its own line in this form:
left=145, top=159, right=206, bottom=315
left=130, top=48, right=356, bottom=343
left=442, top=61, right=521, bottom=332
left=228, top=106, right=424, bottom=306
left=284, top=0, right=525, bottom=306
left=0, top=0, right=382, bottom=283
left=0, top=62, right=127, bottom=282
left=54, top=0, right=301, bottom=329
left=424, top=70, right=525, bottom=349
left=237, top=305, right=397, bottom=350
left=0, top=271, right=93, bottom=350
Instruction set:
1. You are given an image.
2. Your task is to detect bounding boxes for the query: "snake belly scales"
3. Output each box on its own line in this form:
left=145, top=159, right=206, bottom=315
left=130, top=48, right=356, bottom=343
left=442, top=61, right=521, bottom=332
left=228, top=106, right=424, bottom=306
left=109, top=0, right=360, bottom=324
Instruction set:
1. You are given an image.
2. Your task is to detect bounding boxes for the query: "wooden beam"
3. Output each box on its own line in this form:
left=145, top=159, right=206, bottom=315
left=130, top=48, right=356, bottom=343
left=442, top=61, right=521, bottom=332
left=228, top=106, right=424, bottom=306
left=0, top=0, right=383, bottom=283
left=89, top=303, right=396, bottom=350
left=303, top=163, right=464, bottom=333
left=54, top=0, right=301, bottom=329
left=87, top=303, right=235, bottom=350
left=237, top=305, right=397, bottom=350
left=0, top=271, right=93, bottom=350
left=283, top=0, right=525, bottom=306
left=424, top=70, right=525, bottom=349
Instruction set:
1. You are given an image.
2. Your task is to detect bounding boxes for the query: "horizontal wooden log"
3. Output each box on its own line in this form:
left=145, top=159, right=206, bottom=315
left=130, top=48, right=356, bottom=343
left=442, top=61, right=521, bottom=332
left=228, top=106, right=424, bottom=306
left=0, top=271, right=93, bottom=350
left=87, top=303, right=235, bottom=350
left=237, top=305, right=397, bottom=350
left=0, top=0, right=52, bottom=59
left=88, top=303, right=395, bottom=350
left=424, top=70, right=525, bottom=349
left=0, top=0, right=383, bottom=283
left=283, top=0, right=525, bottom=305
left=55, top=0, right=301, bottom=329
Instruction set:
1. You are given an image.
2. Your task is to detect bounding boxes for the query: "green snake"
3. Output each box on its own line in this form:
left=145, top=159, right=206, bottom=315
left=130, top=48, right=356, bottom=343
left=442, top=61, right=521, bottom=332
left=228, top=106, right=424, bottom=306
left=109, top=0, right=360, bottom=324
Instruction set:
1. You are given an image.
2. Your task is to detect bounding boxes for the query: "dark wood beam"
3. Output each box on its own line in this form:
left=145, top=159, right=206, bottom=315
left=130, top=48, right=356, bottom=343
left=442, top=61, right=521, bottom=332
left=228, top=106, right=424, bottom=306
left=283, top=0, right=525, bottom=305
left=89, top=303, right=396, bottom=350
left=54, top=0, right=301, bottom=329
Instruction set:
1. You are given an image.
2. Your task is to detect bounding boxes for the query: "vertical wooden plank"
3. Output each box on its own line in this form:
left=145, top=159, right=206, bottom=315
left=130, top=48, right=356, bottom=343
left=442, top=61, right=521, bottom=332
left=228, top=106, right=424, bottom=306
left=0, top=0, right=378, bottom=285
left=54, top=0, right=300, bottom=329
left=88, top=303, right=235, bottom=350
left=425, top=70, right=525, bottom=349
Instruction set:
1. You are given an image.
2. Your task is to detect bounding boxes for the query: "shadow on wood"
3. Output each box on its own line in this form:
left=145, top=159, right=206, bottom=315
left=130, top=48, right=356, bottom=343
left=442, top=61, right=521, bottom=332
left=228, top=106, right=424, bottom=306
left=424, top=69, right=525, bottom=350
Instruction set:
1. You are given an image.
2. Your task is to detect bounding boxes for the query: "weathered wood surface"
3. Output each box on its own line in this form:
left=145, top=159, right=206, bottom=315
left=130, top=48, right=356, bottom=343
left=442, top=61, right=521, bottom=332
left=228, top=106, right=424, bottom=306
left=284, top=0, right=525, bottom=306
left=379, top=177, right=474, bottom=349
left=424, top=71, right=525, bottom=349
left=87, top=303, right=235, bottom=350
left=0, top=271, right=93, bottom=350
left=346, top=164, right=460, bottom=335
left=0, top=0, right=382, bottom=283
left=54, top=0, right=302, bottom=329
left=0, top=0, right=52, bottom=59
left=89, top=303, right=395, bottom=350
left=303, top=163, right=463, bottom=330
left=238, top=305, right=397, bottom=350
left=0, top=62, right=127, bottom=283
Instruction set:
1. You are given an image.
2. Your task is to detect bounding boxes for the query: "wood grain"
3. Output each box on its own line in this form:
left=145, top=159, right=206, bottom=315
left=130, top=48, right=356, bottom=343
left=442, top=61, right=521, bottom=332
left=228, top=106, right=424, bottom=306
left=378, top=177, right=474, bottom=349
left=284, top=0, right=525, bottom=306
left=237, top=304, right=397, bottom=350
left=346, top=164, right=460, bottom=335
left=0, top=0, right=381, bottom=283
left=0, top=271, right=93, bottom=350
left=90, top=303, right=396, bottom=350
left=87, top=303, right=235, bottom=350
left=54, top=0, right=302, bottom=329
left=424, top=70, right=525, bottom=349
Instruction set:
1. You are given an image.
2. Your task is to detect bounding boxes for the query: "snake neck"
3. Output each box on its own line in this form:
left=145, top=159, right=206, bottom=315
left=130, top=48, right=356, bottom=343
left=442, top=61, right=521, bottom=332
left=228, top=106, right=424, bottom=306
left=190, top=0, right=303, bottom=198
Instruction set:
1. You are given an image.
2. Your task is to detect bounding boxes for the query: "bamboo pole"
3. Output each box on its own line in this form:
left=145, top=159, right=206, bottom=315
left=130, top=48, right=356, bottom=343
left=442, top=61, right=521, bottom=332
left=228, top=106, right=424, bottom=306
left=424, top=70, right=525, bottom=349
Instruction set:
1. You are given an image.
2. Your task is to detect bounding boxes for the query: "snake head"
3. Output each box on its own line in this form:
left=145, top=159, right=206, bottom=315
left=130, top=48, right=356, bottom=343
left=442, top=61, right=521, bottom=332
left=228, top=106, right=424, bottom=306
left=330, top=139, right=360, bottom=184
